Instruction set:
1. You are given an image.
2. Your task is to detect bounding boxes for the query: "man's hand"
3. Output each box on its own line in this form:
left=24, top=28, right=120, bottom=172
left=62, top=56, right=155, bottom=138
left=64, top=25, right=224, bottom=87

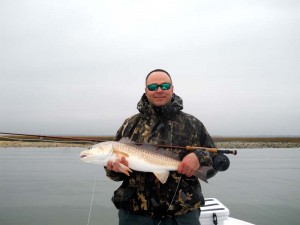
left=177, top=153, right=200, bottom=177
left=106, top=157, right=128, bottom=173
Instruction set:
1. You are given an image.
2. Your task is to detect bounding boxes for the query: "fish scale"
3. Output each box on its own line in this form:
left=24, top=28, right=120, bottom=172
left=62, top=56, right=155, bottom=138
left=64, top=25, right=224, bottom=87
left=113, top=142, right=179, bottom=167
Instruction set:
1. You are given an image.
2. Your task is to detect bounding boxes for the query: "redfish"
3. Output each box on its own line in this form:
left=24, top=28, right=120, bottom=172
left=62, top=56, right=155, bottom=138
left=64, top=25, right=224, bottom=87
left=80, top=138, right=209, bottom=183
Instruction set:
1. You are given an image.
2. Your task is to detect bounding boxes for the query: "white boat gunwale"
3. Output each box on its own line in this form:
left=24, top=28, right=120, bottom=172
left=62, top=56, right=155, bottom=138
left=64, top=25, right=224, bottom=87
left=200, top=198, right=255, bottom=225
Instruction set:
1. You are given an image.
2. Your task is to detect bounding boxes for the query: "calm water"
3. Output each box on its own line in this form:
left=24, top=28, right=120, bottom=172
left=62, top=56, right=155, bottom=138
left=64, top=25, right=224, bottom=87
left=0, top=147, right=300, bottom=225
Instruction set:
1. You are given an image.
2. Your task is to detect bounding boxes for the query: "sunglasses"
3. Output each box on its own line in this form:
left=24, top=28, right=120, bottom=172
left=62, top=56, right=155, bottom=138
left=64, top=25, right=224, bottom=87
left=147, top=83, right=172, bottom=91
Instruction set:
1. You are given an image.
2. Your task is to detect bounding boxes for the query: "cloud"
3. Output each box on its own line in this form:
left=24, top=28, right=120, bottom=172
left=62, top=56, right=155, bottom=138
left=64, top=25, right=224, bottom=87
left=1, top=0, right=300, bottom=136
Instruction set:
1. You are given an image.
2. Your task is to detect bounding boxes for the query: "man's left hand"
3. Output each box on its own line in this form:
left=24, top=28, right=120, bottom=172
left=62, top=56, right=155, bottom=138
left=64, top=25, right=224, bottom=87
left=177, top=153, right=200, bottom=177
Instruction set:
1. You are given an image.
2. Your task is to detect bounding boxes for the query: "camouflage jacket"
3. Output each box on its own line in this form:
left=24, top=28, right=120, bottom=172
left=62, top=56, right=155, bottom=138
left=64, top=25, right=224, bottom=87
left=105, top=93, right=217, bottom=218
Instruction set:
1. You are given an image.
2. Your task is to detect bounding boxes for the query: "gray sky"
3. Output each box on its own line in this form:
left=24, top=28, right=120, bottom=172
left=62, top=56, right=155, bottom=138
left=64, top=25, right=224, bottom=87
left=1, top=0, right=300, bottom=137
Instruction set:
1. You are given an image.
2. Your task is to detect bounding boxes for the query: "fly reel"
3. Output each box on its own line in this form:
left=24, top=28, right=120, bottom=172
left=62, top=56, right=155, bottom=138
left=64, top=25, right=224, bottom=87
left=213, top=154, right=230, bottom=171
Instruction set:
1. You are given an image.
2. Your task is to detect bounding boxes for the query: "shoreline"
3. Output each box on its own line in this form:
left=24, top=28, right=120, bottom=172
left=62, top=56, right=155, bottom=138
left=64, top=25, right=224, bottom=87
left=1, top=140, right=300, bottom=148
left=1, top=135, right=300, bottom=149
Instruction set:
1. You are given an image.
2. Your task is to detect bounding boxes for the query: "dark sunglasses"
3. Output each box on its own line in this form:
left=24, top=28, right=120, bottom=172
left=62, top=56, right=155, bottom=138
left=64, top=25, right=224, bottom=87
left=147, top=83, right=172, bottom=91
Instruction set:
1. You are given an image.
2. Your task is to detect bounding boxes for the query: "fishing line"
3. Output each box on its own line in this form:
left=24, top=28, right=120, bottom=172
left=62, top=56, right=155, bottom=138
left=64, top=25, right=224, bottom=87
left=157, top=174, right=182, bottom=225
left=86, top=173, right=97, bottom=225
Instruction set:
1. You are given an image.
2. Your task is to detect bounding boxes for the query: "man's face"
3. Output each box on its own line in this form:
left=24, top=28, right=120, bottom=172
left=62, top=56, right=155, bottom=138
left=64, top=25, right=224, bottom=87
left=145, top=71, right=174, bottom=107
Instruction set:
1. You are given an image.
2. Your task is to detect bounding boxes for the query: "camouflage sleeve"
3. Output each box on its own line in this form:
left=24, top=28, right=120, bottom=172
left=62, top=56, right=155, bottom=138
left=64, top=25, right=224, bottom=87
left=105, top=115, right=139, bottom=181
left=194, top=149, right=213, bottom=167
left=199, top=124, right=216, bottom=149
left=193, top=149, right=218, bottom=179
left=104, top=166, right=127, bottom=181
left=115, top=114, right=140, bottom=141
left=195, top=121, right=218, bottom=179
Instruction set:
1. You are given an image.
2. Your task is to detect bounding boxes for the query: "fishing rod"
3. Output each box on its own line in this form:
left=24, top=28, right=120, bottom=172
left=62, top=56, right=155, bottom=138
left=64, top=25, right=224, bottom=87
left=153, top=143, right=237, bottom=155
left=0, top=131, right=237, bottom=155
left=0, top=132, right=109, bottom=143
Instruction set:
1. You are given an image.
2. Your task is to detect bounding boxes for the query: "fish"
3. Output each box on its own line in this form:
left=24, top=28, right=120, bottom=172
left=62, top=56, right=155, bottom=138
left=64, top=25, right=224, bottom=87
left=80, top=138, right=209, bottom=183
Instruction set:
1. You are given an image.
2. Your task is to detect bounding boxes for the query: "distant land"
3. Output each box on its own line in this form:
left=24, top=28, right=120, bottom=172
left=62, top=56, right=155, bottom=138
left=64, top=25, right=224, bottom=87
left=0, top=135, right=300, bottom=148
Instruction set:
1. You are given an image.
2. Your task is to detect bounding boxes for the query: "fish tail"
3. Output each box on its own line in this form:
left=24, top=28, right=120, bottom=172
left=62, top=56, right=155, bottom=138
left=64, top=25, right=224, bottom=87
left=194, top=166, right=211, bottom=183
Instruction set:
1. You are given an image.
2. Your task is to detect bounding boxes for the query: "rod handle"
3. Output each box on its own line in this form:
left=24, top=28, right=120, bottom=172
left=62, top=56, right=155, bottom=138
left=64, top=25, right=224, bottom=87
left=186, top=146, right=237, bottom=155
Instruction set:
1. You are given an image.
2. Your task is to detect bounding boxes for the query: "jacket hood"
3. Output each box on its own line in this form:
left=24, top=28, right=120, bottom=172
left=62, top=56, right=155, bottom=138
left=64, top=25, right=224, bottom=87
left=137, top=93, right=183, bottom=119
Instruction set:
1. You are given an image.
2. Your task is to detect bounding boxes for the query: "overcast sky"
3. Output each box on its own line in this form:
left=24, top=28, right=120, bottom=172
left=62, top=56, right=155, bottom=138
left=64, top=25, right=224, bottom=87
left=1, top=0, right=299, bottom=137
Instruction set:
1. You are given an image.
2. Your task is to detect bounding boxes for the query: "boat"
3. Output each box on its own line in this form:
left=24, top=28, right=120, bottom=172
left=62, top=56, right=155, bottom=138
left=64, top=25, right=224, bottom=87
left=200, top=198, right=255, bottom=225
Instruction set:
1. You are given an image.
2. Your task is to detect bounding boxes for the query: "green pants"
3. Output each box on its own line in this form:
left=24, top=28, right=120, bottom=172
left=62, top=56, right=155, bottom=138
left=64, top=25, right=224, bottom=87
left=118, top=209, right=201, bottom=225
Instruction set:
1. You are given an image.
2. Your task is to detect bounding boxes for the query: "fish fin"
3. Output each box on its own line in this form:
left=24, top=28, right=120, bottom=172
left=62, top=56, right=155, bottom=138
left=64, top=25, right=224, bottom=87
left=119, top=137, right=134, bottom=144
left=142, top=145, right=179, bottom=160
left=154, top=171, right=169, bottom=184
left=194, top=166, right=210, bottom=183
left=113, top=149, right=129, bottom=158
left=118, top=163, right=132, bottom=176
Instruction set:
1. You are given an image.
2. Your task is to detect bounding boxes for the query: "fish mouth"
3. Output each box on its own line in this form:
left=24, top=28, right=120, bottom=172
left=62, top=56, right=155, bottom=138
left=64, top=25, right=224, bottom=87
left=80, top=153, right=88, bottom=159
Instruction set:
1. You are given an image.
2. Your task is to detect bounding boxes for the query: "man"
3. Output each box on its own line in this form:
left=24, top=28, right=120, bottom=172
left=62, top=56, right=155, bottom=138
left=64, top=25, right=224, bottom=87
left=105, top=69, right=217, bottom=225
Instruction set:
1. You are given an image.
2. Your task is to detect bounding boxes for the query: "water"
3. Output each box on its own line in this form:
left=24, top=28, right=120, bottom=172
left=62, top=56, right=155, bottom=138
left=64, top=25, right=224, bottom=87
left=0, top=148, right=299, bottom=225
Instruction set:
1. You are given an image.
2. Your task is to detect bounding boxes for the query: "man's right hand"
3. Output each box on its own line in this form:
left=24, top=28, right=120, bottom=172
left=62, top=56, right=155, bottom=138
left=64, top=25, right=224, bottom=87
left=106, top=157, right=129, bottom=173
